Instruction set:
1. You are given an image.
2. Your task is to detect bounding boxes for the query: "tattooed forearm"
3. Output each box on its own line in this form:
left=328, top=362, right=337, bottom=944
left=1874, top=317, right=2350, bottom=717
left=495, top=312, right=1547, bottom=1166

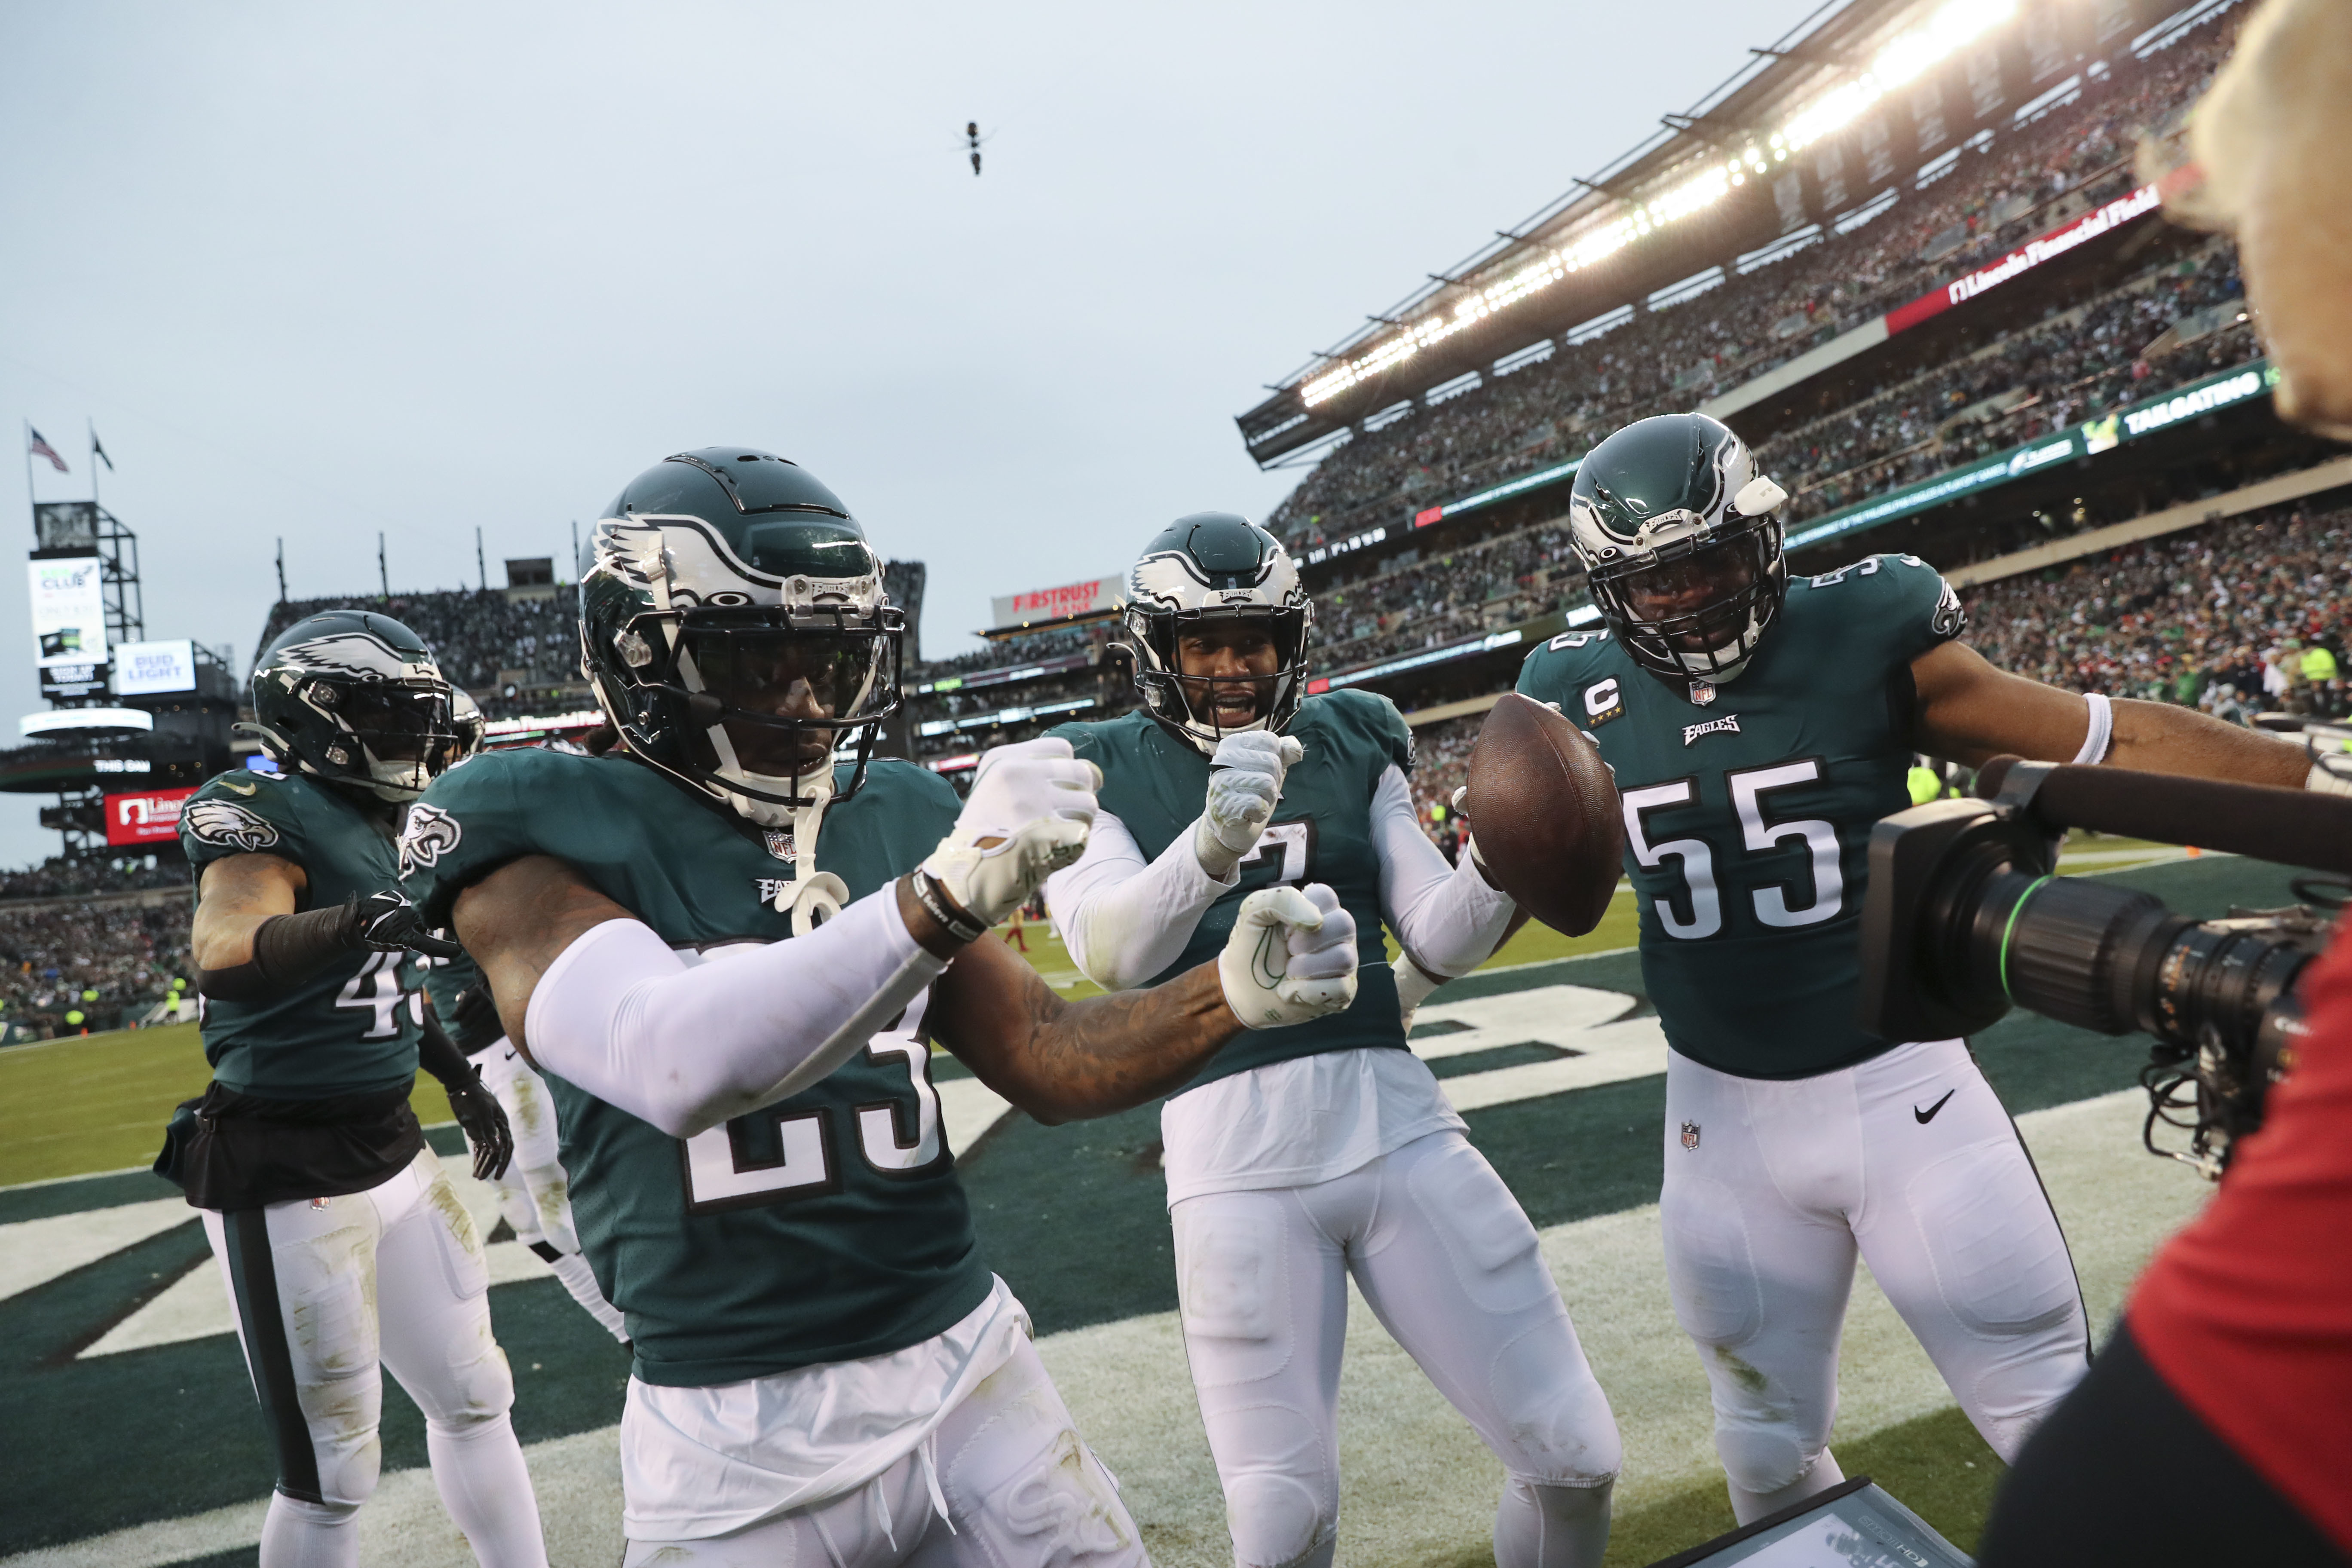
left=930, top=936, right=1242, bottom=1122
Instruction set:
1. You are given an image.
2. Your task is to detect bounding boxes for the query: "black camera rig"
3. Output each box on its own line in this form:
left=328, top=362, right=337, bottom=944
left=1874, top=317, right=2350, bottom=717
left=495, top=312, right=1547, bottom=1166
left=1858, top=755, right=2352, bottom=1179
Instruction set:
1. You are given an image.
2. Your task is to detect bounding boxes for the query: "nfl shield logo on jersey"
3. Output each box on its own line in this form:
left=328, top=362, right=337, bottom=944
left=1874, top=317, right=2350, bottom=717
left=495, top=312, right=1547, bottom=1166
left=1689, top=680, right=1717, bottom=706
left=1680, top=1121, right=1701, bottom=1151
left=763, top=828, right=795, bottom=863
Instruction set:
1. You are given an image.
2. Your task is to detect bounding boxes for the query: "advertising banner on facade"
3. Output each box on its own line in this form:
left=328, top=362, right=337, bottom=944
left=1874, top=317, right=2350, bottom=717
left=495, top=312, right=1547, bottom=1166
left=989, top=576, right=1121, bottom=630
left=111, top=639, right=197, bottom=696
left=29, top=555, right=107, bottom=671
left=104, top=786, right=197, bottom=846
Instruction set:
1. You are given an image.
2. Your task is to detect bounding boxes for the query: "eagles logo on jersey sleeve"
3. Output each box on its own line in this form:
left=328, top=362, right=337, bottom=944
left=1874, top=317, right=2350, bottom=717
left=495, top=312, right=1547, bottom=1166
left=180, top=774, right=305, bottom=867
left=398, top=803, right=463, bottom=879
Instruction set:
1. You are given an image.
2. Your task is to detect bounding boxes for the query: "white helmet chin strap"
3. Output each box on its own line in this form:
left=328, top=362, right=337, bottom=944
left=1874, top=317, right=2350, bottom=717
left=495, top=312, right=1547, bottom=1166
left=721, top=760, right=848, bottom=937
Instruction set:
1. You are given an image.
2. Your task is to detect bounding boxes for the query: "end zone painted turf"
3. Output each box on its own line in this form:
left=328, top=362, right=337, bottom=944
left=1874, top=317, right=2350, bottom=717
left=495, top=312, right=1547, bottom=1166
left=0, top=853, right=2293, bottom=1566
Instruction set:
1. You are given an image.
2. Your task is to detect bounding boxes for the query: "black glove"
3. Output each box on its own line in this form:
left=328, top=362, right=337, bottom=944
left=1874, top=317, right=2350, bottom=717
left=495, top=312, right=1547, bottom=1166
left=350, top=891, right=462, bottom=959
left=445, top=1066, right=514, bottom=1181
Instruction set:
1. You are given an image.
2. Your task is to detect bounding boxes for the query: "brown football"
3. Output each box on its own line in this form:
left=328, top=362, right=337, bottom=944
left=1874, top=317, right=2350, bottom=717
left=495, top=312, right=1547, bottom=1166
left=1463, top=692, right=1625, bottom=936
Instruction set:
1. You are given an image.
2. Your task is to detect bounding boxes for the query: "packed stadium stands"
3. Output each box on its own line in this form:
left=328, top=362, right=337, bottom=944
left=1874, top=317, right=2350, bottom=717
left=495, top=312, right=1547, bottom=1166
left=1257, top=9, right=2249, bottom=550
left=0, top=894, right=187, bottom=1037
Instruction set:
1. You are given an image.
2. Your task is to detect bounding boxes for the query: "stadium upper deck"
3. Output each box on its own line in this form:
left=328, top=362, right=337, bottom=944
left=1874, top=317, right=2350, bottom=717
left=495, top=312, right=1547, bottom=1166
left=1237, top=0, right=2233, bottom=466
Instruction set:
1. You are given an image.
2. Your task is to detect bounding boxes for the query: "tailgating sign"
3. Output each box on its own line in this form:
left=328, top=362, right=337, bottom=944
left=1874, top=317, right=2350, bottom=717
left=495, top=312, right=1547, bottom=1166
left=104, top=786, right=197, bottom=846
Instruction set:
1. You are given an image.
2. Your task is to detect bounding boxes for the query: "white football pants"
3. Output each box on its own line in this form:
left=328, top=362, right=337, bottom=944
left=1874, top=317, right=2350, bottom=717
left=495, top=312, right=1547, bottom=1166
left=202, top=1145, right=548, bottom=1568
left=619, top=1335, right=1145, bottom=1568
left=467, top=1038, right=628, bottom=1343
left=1172, top=1130, right=1622, bottom=1568
left=1660, top=1039, right=2091, bottom=1523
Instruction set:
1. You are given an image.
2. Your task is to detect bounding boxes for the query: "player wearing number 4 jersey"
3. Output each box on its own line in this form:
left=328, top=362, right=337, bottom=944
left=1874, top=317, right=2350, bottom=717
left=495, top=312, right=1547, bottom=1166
left=1048, top=514, right=1621, bottom=1568
left=1516, top=412, right=2318, bottom=1525
left=403, top=450, right=1362, bottom=1568
left=172, top=611, right=543, bottom=1568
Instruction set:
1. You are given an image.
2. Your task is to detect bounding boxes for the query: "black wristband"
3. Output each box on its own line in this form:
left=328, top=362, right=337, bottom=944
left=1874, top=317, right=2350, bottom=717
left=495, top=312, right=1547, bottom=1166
left=415, top=1007, right=472, bottom=1090
left=198, top=897, right=361, bottom=1002
left=907, top=872, right=986, bottom=945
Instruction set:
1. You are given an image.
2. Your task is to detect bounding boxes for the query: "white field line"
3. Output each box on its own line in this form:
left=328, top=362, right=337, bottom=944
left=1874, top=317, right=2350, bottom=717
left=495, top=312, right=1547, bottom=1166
left=5, top=1091, right=2203, bottom=1568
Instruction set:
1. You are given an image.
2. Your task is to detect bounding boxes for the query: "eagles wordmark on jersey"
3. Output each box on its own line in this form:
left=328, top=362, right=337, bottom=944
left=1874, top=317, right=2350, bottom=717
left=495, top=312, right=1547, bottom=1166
left=401, top=744, right=989, bottom=1386
left=1517, top=551, right=1966, bottom=1078
left=1050, top=687, right=1413, bottom=1087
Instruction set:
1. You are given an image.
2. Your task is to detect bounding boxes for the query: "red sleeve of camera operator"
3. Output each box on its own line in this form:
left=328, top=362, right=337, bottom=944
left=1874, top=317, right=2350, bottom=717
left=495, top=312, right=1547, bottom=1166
left=2129, top=918, right=2352, bottom=1555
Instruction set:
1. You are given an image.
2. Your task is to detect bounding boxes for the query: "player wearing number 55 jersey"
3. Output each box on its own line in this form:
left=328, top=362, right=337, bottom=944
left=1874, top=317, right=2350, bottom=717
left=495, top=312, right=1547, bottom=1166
left=404, top=451, right=1362, bottom=1568
left=1047, top=514, right=1622, bottom=1568
left=1516, top=412, right=2318, bottom=1525
left=175, top=611, right=542, bottom=1568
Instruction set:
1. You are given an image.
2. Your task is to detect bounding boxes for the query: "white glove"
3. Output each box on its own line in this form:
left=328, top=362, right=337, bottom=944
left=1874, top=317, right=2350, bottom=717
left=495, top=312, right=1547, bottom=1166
left=1218, top=882, right=1358, bottom=1029
left=1195, top=732, right=1306, bottom=880
left=1394, top=957, right=1443, bottom=1034
left=1449, top=785, right=1489, bottom=873
left=921, top=738, right=1101, bottom=931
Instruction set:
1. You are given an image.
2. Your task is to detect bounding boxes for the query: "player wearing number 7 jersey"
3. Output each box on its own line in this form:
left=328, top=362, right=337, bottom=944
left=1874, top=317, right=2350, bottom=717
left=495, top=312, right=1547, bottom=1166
left=401, top=451, right=1362, bottom=1568
left=1046, top=514, right=1623, bottom=1568
left=1515, top=412, right=2315, bottom=1525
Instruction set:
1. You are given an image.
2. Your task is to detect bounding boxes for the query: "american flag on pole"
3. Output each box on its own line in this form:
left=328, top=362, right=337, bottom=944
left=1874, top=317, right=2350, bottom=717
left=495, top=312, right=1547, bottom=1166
left=27, top=428, right=67, bottom=473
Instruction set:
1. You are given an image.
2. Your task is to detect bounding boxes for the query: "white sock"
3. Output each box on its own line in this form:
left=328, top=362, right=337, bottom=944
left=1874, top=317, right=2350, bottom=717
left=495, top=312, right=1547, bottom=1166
left=425, top=1413, right=548, bottom=1568
left=1728, top=1446, right=1844, bottom=1526
left=1495, top=1476, right=1612, bottom=1568
left=258, top=1492, right=359, bottom=1568
left=548, top=1250, right=629, bottom=1343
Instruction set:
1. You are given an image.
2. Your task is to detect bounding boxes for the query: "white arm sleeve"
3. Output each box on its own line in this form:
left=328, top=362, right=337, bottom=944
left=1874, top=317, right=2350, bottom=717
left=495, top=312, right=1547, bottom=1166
left=1044, top=807, right=1236, bottom=991
left=521, top=886, right=947, bottom=1140
left=1372, top=764, right=1516, bottom=978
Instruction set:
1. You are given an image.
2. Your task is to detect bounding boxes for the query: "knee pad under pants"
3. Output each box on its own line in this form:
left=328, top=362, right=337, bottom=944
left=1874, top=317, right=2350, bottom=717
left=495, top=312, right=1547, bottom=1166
left=205, top=1148, right=513, bottom=1507
left=1173, top=1133, right=1620, bottom=1568
left=1660, top=1042, right=2090, bottom=1490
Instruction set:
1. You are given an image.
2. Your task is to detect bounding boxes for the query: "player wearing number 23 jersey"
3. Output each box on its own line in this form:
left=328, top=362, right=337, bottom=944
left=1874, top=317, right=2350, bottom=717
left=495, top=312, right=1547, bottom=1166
left=1517, top=413, right=2095, bottom=1527
left=1049, top=514, right=1622, bottom=1568
left=404, top=451, right=1365, bottom=1568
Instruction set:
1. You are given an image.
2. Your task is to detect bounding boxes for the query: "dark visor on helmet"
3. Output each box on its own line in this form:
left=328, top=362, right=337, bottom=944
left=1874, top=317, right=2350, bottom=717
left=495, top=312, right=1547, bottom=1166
left=334, top=686, right=455, bottom=765
left=671, top=622, right=901, bottom=781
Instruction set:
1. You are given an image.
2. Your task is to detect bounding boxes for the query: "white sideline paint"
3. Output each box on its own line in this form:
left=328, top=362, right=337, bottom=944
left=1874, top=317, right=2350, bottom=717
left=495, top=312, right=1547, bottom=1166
left=0, top=1198, right=193, bottom=1305
left=74, top=1164, right=548, bottom=1360
left=1414, top=983, right=1670, bottom=1112
left=936, top=1073, right=1014, bottom=1156
left=5, top=1090, right=2205, bottom=1568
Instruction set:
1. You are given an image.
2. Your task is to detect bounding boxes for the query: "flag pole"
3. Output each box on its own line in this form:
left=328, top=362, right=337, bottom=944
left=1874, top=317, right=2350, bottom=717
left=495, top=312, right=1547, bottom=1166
left=87, top=420, right=99, bottom=508
left=21, top=420, right=35, bottom=535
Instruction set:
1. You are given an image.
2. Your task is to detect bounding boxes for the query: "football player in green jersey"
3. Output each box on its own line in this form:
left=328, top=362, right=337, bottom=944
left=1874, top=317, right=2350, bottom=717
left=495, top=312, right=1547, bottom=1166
left=1515, top=411, right=2315, bottom=1525
left=176, top=611, right=545, bottom=1568
left=417, top=689, right=627, bottom=1344
left=1044, top=515, right=1622, bottom=1568
left=401, top=450, right=1363, bottom=1568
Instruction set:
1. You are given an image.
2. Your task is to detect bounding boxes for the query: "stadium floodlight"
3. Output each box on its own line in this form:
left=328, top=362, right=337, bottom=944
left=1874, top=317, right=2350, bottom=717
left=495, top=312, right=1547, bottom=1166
left=1780, top=0, right=2018, bottom=153
left=1293, top=0, right=2021, bottom=412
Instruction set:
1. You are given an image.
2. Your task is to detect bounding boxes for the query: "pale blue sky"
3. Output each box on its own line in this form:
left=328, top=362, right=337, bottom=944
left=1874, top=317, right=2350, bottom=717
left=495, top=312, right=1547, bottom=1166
left=0, top=0, right=1797, bottom=867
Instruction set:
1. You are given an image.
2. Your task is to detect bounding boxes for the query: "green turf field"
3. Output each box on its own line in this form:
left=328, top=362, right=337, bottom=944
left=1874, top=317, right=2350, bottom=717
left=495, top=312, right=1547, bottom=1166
left=0, top=845, right=2273, bottom=1567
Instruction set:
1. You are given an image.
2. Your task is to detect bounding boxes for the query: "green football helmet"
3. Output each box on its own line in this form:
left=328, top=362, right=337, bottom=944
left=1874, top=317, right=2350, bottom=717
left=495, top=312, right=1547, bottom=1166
left=579, top=447, right=903, bottom=825
left=1122, top=512, right=1314, bottom=755
left=1566, top=412, right=1790, bottom=684
left=247, top=610, right=456, bottom=802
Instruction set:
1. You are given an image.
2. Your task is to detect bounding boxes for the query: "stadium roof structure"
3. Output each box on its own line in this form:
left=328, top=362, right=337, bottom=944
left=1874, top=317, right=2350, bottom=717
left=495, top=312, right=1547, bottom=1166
left=1235, top=0, right=2225, bottom=466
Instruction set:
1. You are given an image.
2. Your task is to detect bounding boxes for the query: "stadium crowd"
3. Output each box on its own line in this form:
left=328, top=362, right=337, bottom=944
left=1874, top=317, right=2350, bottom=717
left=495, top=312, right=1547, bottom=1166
left=0, top=898, right=187, bottom=1038
left=1262, top=6, right=2246, bottom=551
left=1964, top=501, right=2349, bottom=719
left=256, top=591, right=576, bottom=713
left=0, top=856, right=188, bottom=901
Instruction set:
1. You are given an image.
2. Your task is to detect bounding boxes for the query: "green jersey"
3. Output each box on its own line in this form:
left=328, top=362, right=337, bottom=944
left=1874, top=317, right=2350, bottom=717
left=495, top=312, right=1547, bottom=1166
left=401, top=746, right=990, bottom=1386
left=1050, top=690, right=1413, bottom=1090
left=416, top=942, right=494, bottom=1053
left=180, top=770, right=421, bottom=1099
left=1516, top=551, right=1966, bottom=1078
